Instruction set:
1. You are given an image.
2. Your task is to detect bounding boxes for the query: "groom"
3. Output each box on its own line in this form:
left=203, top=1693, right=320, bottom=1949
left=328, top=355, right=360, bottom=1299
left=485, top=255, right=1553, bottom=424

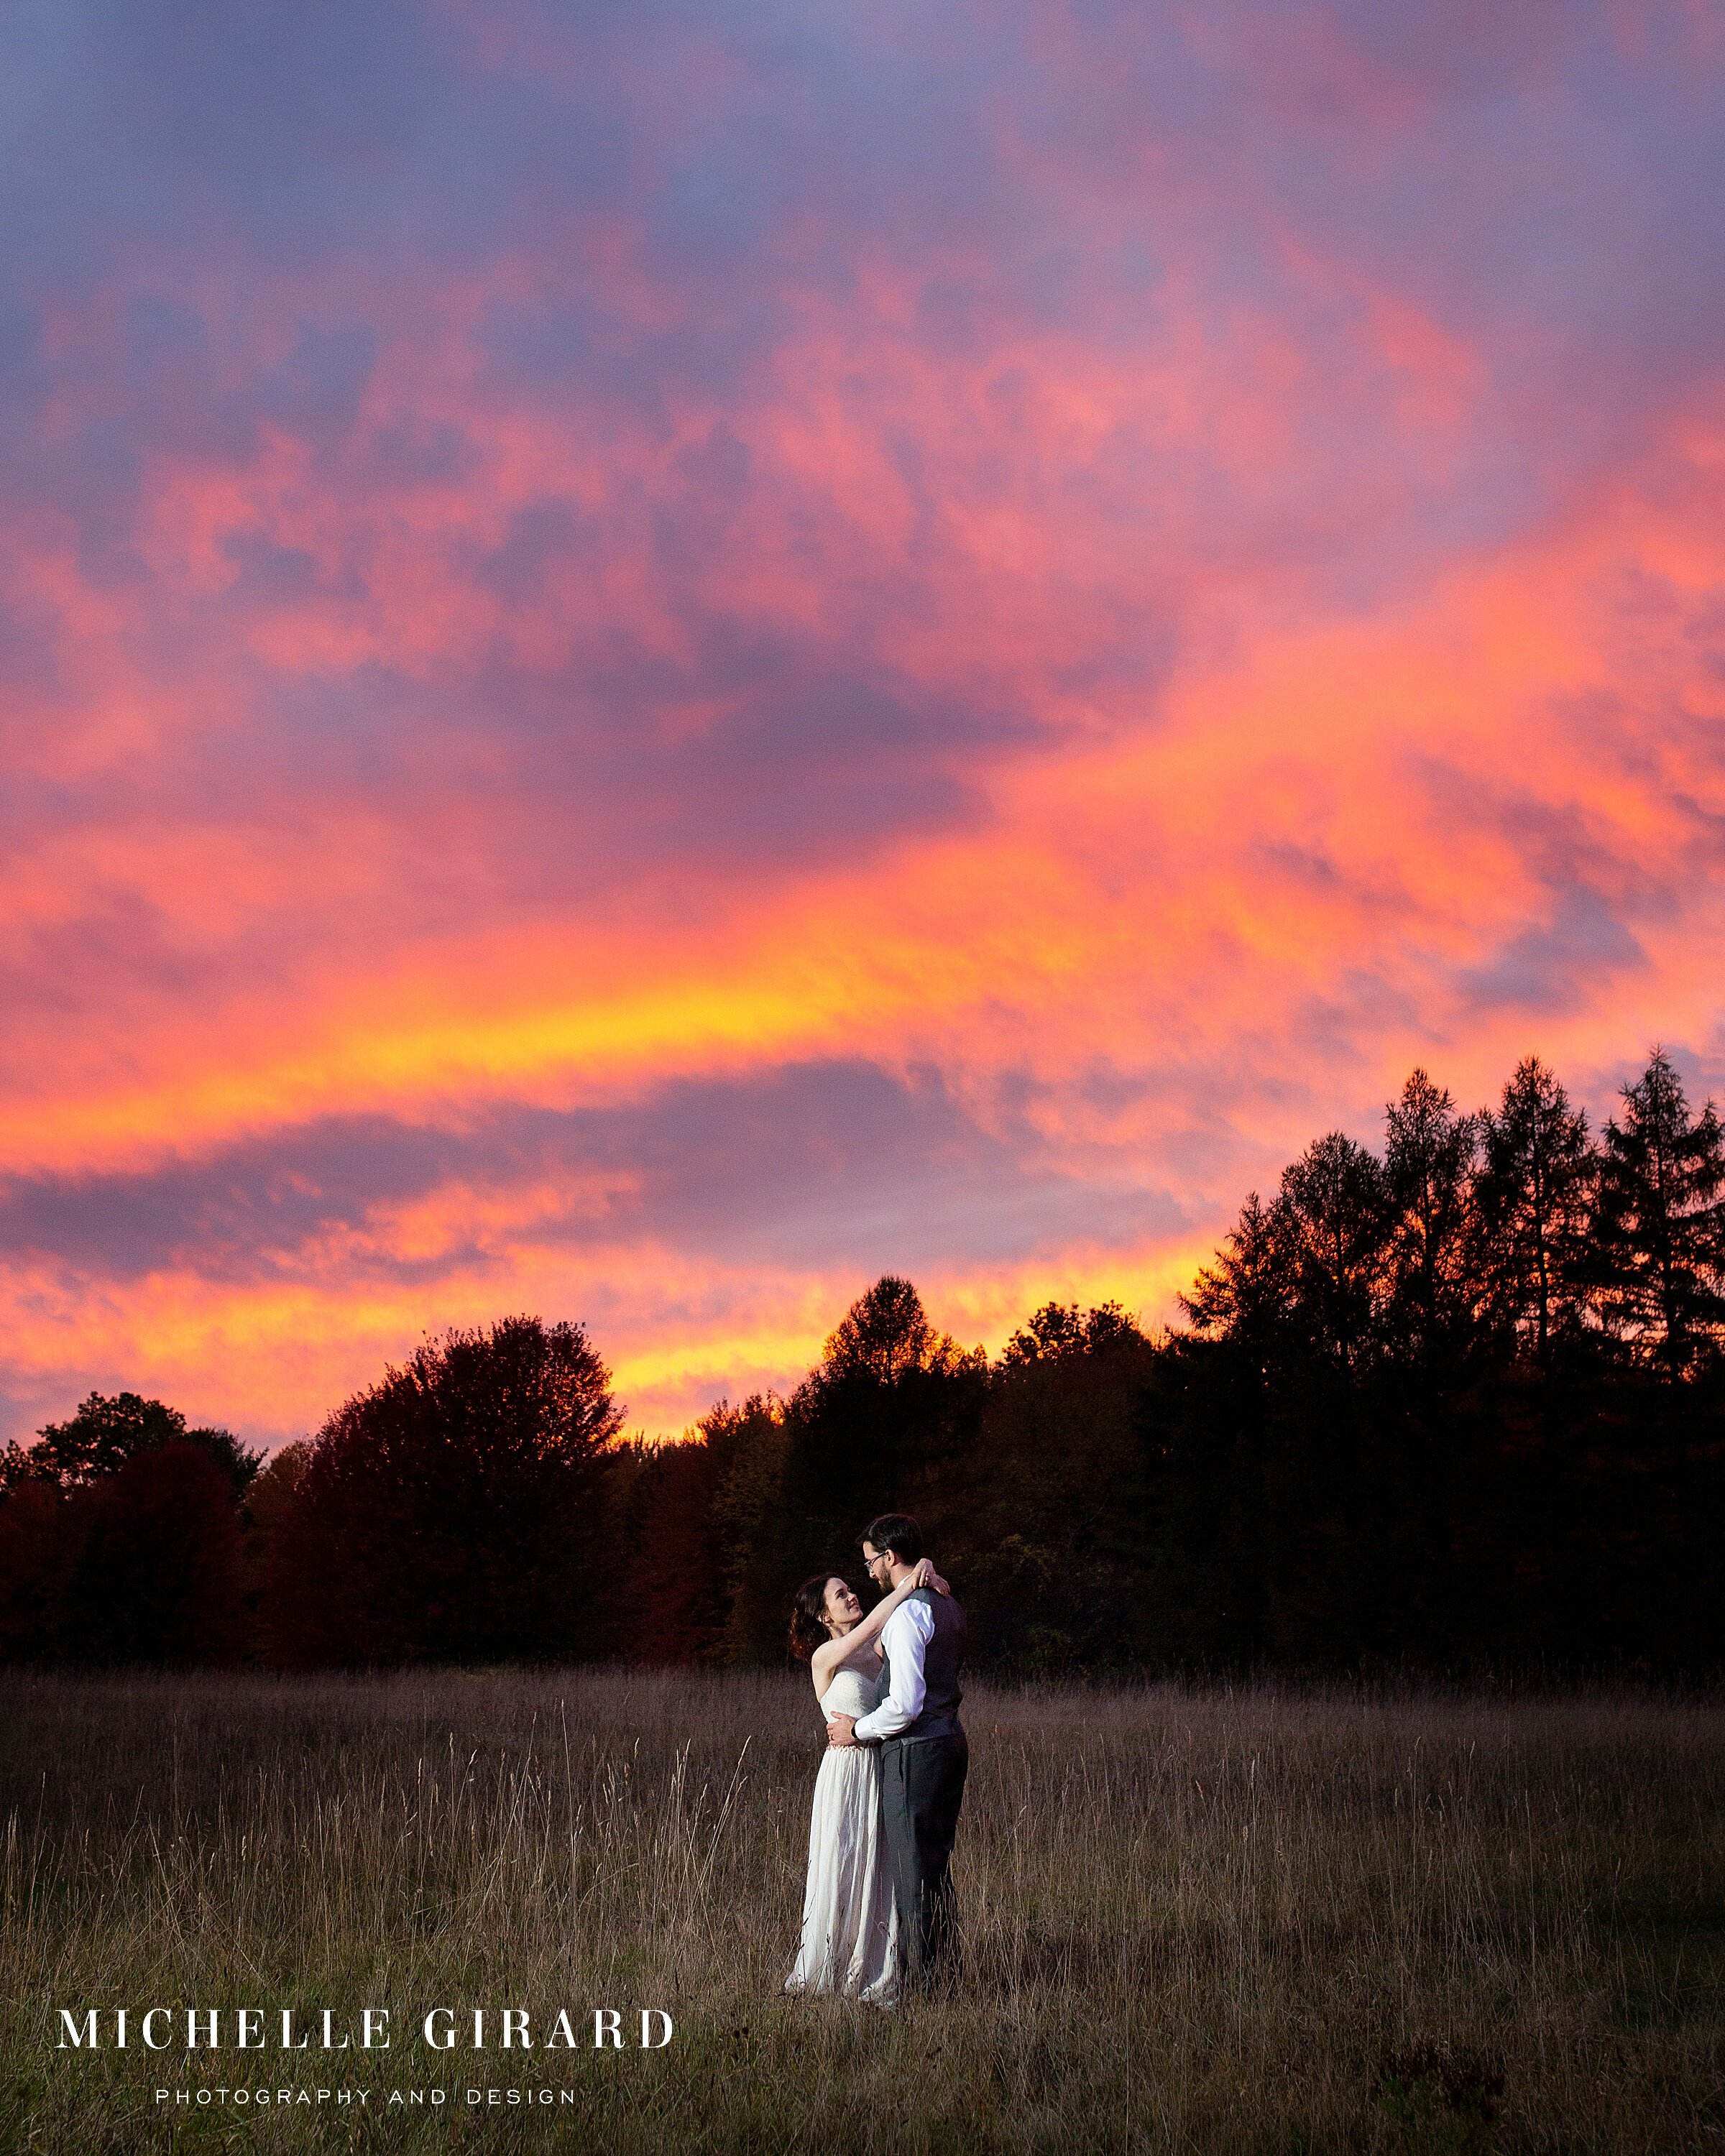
left=826, top=1512, right=968, bottom=1991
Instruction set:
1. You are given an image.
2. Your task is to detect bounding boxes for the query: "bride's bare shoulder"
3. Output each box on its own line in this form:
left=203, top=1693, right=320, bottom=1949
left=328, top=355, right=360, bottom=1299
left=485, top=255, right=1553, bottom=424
left=815, top=1650, right=874, bottom=1704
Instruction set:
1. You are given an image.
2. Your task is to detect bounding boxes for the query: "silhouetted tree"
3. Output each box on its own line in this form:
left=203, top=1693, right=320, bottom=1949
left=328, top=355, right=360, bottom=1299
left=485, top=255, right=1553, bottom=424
left=1182, top=1192, right=1294, bottom=1360
left=0, top=1480, right=73, bottom=1661
left=1384, top=1071, right=1482, bottom=1358
left=1276, top=1133, right=1392, bottom=1368
left=263, top=1316, right=622, bottom=1667
left=1001, top=1300, right=1149, bottom=1365
left=17, top=1044, right=1725, bottom=1682
left=1476, top=1057, right=1596, bottom=1367
left=1592, top=1048, right=1725, bottom=1376
left=819, top=1276, right=961, bottom=1385
left=1184, top=1138, right=1391, bottom=1369
left=781, top=1278, right=983, bottom=1568
left=0, top=1391, right=262, bottom=1498
left=62, top=1445, right=244, bottom=1665
left=1149, top=1055, right=1725, bottom=1672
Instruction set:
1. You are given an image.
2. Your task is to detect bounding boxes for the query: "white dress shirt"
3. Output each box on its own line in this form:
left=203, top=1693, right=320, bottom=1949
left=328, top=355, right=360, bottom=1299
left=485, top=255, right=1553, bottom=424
left=852, top=1595, right=935, bottom=1741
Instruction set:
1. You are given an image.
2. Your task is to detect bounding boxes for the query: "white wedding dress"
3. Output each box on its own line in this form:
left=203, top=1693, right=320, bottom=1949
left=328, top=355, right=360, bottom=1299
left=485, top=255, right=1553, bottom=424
left=783, top=1659, right=899, bottom=2003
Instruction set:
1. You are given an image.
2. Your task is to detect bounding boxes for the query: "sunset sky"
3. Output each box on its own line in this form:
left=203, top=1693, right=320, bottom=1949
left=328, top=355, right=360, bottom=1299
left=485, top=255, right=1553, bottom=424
left=4, top=0, right=1724, bottom=1449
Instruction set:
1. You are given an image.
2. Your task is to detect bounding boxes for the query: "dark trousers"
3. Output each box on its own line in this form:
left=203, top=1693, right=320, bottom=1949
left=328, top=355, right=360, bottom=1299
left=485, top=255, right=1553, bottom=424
left=880, top=1732, right=968, bottom=1990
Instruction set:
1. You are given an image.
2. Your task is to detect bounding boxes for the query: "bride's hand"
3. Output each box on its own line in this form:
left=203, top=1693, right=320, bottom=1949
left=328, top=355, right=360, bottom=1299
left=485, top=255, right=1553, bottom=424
left=910, top=1559, right=936, bottom=1590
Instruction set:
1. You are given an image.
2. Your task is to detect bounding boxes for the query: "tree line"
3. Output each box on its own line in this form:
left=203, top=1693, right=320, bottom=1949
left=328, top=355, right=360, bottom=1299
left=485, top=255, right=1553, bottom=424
left=3, top=1046, right=1724, bottom=1675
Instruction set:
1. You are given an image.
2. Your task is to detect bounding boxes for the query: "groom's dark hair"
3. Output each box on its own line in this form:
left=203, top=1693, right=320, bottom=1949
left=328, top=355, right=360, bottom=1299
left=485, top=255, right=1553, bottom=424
left=862, top=1513, right=923, bottom=1565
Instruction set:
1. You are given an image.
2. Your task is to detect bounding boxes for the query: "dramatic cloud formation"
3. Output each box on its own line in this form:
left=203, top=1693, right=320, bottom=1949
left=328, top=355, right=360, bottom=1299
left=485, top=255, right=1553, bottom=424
left=3, top=0, right=1724, bottom=1442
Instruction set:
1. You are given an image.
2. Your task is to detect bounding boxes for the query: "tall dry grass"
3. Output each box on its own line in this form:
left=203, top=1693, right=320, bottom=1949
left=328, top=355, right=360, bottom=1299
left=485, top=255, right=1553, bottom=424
left=2, top=1669, right=1723, bottom=2152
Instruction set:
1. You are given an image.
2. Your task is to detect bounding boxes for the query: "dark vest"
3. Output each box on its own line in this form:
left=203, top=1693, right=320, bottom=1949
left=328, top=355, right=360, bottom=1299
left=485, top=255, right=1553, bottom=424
left=880, top=1585, right=966, bottom=1743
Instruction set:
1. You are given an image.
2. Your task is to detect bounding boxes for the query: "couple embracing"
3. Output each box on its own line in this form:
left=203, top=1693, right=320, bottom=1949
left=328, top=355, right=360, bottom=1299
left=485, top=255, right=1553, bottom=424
left=784, top=1514, right=967, bottom=2005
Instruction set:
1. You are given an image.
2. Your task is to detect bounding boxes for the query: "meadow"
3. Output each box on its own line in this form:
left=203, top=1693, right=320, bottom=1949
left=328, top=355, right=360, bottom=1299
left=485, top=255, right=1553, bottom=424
left=1, top=1669, right=1722, bottom=2154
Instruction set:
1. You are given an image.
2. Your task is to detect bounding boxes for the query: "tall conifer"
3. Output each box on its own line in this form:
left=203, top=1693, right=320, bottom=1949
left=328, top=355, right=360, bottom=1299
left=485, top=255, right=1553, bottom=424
left=1476, top=1056, right=1595, bottom=1366
left=1384, top=1071, right=1481, bottom=1356
left=1593, top=1047, right=1725, bottom=1375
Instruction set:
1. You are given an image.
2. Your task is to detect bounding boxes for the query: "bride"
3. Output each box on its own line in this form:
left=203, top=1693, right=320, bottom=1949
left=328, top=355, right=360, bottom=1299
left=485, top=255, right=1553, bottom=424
left=783, top=1556, right=949, bottom=2002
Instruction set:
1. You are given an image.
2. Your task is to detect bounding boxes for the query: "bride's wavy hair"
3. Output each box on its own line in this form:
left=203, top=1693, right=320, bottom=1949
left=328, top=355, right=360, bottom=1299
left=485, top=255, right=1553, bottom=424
left=788, top=1574, right=842, bottom=1662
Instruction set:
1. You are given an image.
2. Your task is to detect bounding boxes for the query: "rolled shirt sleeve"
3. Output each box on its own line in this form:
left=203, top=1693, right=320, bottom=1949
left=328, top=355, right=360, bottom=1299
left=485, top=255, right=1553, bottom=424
left=852, top=1597, right=934, bottom=1741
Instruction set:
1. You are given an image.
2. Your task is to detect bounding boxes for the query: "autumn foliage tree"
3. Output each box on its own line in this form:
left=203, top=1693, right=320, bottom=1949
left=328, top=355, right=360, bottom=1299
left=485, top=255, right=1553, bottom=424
left=0, top=1393, right=251, bottom=1664
left=0, top=1389, right=261, bottom=1497
left=262, top=1316, right=622, bottom=1667
left=62, top=1445, right=245, bottom=1664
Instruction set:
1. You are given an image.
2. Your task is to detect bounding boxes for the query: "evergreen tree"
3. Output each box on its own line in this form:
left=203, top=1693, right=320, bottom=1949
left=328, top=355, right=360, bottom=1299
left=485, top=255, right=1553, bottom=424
left=1275, top=1133, right=1392, bottom=1368
left=1182, top=1191, right=1294, bottom=1362
left=1592, top=1048, right=1725, bottom=1375
left=1476, top=1056, right=1596, bottom=1366
left=1383, top=1070, right=1481, bottom=1357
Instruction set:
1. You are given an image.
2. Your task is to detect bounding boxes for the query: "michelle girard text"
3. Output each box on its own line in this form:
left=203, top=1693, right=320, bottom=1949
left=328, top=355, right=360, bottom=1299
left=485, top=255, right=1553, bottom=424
left=56, top=2007, right=674, bottom=2052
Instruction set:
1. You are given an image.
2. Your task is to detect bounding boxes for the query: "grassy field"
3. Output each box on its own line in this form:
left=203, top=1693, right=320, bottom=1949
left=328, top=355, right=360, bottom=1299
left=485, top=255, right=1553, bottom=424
left=1, top=1669, right=1723, bottom=2153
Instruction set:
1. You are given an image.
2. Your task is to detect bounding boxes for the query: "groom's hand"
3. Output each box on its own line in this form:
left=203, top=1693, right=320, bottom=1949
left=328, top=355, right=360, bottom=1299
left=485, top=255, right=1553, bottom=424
left=827, top=1714, right=859, bottom=1749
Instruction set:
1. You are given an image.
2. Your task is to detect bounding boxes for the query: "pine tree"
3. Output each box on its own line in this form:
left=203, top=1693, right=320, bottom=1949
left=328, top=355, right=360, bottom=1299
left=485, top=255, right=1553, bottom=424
left=1384, top=1070, right=1481, bottom=1356
left=1276, top=1133, right=1392, bottom=1368
left=1476, top=1056, right=1595, bottom=1366
left=1181, top=1191, right=1294, bottom=1362
left=1592, top=1048, right=1725, bottom=1376
left=1184, top=1138, right=1390, bottom=1370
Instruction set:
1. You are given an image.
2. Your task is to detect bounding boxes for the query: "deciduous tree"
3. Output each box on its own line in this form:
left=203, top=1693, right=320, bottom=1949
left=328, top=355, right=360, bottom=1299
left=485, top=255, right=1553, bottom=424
left=263, top=1316, right=622, bottom=1667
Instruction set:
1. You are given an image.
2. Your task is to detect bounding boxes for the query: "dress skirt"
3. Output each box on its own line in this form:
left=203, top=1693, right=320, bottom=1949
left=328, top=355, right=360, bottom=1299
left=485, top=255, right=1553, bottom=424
left=783, top=1743, right=898, bottom=2003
